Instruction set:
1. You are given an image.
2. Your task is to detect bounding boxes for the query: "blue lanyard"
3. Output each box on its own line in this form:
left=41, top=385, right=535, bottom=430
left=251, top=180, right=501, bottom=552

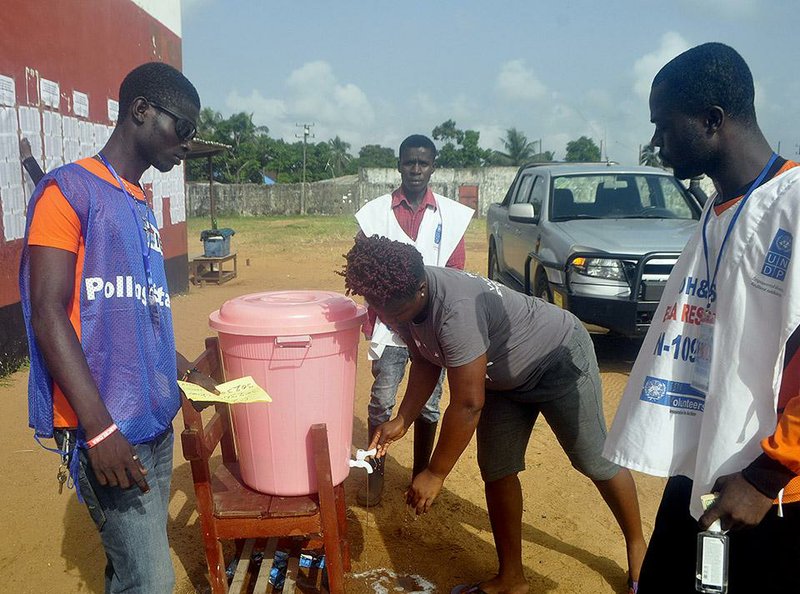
left=97, top=153, right=156, bottom=292
left=701, top=152, right=777, bottom=304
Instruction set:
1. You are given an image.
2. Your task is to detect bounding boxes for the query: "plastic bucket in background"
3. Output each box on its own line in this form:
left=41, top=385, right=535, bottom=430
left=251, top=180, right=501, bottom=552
left=202, top=236, right=230, bottom=257
left=209, top=291, right=366, bottom=496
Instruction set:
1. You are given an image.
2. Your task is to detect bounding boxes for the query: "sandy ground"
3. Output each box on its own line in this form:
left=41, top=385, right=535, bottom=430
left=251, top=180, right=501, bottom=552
left=0, top=225, right=666, bottom=593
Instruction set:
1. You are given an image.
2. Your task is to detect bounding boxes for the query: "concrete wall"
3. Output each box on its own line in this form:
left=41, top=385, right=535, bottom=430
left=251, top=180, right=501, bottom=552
left=187, top=175, right=362, bottom=218
left=187, top=167, right=520, bottom=219
left=186, top=166, right=719, bottom=220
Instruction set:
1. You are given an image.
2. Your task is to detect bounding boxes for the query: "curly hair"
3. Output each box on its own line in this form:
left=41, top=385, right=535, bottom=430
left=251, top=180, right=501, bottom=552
left=339, top=235, right=424, bottom=307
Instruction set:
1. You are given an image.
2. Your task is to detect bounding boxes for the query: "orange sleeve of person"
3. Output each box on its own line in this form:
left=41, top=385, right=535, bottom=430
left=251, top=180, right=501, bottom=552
left=762, top=395, right=800, bottom=476
left=761, top=384, right=800, bottom=475
left=27, top=180, right=83, bottom=429
left=28, top=182, right=81, bottom=253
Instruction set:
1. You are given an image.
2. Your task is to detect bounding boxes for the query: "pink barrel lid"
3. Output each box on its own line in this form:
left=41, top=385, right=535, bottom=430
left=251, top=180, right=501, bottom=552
left=209, top=290, right=366, bottom=336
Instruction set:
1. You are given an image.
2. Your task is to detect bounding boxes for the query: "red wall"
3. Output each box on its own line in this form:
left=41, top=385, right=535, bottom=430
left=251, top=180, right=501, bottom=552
left=0, top=0, right=186, bottom=308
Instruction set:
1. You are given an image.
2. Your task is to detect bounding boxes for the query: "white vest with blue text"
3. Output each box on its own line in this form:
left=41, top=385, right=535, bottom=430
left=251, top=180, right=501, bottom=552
left=603, top=166, right=800, bottom=518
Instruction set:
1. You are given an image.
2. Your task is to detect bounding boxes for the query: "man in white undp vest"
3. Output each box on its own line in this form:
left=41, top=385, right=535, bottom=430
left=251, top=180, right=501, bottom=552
left=603, top=43, right=800, bottom=593
left=355, top=134, right=474, bottom=506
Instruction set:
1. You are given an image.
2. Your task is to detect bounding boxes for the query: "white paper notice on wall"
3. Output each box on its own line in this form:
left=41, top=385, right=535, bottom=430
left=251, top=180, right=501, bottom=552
left=73, top=90, right=89, bottom=118
left=0, top=75, right=15, bottom=107
left=107, top=99, right=119, bottom=123
left=40, top=78, right=60, bottom=109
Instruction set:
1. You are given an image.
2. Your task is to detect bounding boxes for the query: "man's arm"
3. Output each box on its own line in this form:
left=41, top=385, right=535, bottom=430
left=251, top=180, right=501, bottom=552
left=29, top=245, right=149, bottom=491
left=700, top=339, right=800, bottom=531
left=20, top=138, right=45, bottom=185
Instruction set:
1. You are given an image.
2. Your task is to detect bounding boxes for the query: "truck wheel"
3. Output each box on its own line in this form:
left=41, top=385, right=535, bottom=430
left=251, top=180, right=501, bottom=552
left=488, top=243, right=500, bottom=280
left=535, top=270, right=552, bottom=303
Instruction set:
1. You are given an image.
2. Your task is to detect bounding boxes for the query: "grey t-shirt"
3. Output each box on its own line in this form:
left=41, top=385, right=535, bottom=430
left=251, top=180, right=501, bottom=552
left=395, top=267, right=575, bottom=392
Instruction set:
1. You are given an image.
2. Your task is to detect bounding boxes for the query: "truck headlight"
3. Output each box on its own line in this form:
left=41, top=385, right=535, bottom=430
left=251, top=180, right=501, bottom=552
left=570, top=257, right=626, bottom=281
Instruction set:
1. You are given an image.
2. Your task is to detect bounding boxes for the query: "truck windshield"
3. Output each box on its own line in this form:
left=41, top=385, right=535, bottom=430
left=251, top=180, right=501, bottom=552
left=550, top=174, right=700, bottom=221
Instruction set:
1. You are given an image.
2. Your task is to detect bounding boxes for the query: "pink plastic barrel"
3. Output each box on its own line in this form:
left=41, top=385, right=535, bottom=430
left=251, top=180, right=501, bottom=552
left=209, top=291, right=366, bottom=496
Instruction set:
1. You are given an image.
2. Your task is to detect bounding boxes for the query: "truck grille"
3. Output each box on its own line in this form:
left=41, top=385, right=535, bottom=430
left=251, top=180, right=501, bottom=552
left=638, top=256, right=679, bottom=301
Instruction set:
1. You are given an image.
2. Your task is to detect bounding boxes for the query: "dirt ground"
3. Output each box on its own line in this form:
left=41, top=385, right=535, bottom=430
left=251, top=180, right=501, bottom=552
left=0, top=222, right=666, bottom=593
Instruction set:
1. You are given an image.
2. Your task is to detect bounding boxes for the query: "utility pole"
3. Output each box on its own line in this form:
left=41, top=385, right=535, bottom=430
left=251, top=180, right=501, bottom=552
left=295, top=123, right=314, bottom=215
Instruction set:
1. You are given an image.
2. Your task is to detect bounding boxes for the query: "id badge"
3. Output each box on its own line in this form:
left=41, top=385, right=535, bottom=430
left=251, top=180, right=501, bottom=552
left=692, top=308, right=714, bottom=393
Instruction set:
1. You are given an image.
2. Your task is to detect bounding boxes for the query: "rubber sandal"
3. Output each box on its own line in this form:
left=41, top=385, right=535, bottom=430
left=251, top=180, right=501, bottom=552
left=628, top=578, right=639, bottom=594
left=450, top=584, right=489, bottom=594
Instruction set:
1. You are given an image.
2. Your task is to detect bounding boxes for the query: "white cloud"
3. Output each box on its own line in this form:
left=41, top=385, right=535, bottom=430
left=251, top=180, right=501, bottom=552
left=495, top=59, right=547, bottom=102
left=224, top=60, right=375, bottom=148
left=632, top=32, right=691, bottom=100
left=226, top=90, right=287, bottom=124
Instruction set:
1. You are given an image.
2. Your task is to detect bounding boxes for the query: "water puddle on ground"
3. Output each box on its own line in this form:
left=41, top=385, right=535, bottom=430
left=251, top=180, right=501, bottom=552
left=350, top=568, right=436, bottom=593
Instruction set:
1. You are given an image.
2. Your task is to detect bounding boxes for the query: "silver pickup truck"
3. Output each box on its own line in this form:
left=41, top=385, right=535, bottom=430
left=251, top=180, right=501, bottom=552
left=486, top=163, right=703, bottom=336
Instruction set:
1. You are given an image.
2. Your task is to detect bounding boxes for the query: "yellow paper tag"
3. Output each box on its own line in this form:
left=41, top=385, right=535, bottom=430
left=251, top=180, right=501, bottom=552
left=178, top=376, right=272, bottom=404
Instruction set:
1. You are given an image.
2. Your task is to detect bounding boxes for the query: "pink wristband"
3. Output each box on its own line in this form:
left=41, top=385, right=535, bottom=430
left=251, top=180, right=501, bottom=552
left=86, top=423, right=119, bottom=448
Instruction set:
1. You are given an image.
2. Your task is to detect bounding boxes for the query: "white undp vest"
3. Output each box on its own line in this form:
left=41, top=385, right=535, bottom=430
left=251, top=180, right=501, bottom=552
left=356, top=192, right=474, bottom=360
left=603, top=166, right=800, bottom=519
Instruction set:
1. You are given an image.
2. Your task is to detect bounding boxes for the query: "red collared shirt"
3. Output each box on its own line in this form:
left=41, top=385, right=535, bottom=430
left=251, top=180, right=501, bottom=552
left=390, top=187, right=466, bottom=269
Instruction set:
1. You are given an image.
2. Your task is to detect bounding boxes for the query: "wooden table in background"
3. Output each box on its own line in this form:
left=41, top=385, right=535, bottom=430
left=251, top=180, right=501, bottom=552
left=190, top=252, right=237, bottom=286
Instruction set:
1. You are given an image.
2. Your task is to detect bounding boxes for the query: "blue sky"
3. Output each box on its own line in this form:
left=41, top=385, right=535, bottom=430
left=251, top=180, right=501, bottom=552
left=182, top=0, right=800, bottom=164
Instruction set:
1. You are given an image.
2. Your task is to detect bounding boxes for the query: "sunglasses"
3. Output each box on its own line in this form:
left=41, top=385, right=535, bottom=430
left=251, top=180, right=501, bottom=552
left=148, top=101, right=197, bottom=142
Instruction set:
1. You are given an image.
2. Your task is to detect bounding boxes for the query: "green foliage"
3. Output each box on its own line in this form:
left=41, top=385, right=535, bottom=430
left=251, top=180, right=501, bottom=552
left=565, top=136, right=601, bottom=162
left=432, top=120, right=492, bottom=167
left=185, top=109, right=562, bottom=183
left=639, top=143, right=662, bottom=167
left=493, top=128, right=545, bottom=166
left=327, top=136, right=354, bottom=178
left=186, top=110, right=361, bottom=184
left=358, top=144, right=396, bottom=168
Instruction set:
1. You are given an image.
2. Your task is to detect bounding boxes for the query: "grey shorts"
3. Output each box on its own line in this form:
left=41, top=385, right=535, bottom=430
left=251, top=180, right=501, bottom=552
left=476, top=322, right=620, bottom=483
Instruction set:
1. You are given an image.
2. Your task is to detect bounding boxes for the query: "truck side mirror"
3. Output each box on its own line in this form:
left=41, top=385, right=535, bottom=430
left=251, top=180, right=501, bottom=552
left=509, top=202, right=537, bottom=223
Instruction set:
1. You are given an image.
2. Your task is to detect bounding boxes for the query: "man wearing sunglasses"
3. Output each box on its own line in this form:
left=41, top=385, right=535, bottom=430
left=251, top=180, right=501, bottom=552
left=20, top=62, right=211, bottom=593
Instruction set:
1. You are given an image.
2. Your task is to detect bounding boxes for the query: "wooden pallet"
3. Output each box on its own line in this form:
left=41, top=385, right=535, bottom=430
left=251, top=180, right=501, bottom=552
left=227, top=537, right=328, bottom=594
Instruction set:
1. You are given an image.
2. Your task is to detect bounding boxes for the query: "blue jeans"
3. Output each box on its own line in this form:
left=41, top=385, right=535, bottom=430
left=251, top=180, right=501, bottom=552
left=61, top=428, right=176, bottom=594
left=368, top=345, right=444, bottom=425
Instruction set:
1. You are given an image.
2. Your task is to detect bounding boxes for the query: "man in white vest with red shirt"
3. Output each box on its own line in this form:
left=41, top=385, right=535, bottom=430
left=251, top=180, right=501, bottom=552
left=355, top=134, right=474, bottom=506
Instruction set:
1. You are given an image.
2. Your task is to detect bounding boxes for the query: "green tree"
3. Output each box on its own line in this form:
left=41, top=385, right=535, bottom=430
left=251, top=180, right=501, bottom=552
left=431, top=119, right=491, bottom=168
left=186, top=110, right=270, bottom=183
left=495, top=128, right=537, bottom=166
left=565, top=136, right=601, bottom=162
left=531, top=150, right=555, bottom=163
left=357, top=144, right=396, bottom=168
left=327, top=136, right=353, bottom=177
left=639, top=143, right=662, bottom=167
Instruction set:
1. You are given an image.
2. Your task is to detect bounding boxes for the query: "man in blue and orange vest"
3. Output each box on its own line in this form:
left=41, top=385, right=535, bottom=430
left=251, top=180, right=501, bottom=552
left=20, top=62, right=214, bottom=593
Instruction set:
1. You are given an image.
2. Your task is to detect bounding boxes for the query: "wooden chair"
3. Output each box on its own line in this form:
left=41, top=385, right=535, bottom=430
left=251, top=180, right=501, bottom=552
left=180, top=337, right=350, bottom=593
